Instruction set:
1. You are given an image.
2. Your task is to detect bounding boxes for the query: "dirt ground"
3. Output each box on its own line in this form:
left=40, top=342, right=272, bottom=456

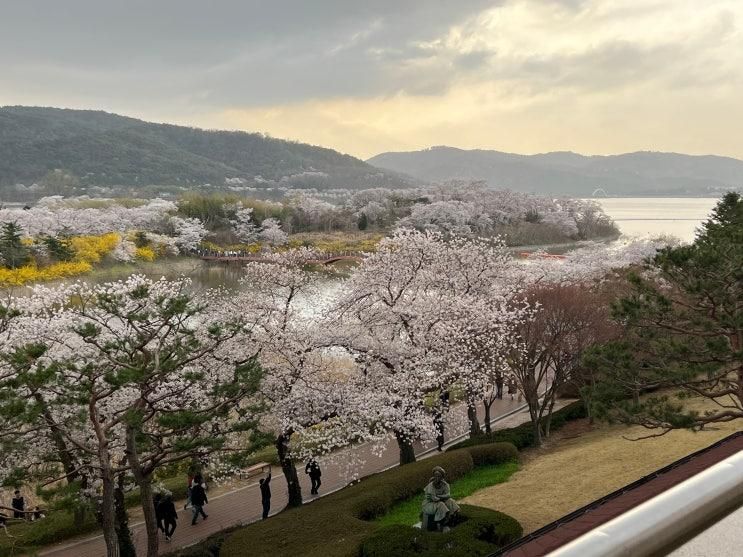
left=463, top=397, right=741, bottom=533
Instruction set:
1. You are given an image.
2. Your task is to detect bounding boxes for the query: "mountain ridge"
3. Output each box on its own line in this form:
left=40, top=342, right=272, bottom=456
left=367, top=146, right=743, bottom=196
left=0, top=106, right=415, bottom=191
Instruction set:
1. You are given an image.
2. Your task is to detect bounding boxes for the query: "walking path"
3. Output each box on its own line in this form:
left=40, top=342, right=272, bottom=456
left=38, top=396, right=540, bottom=557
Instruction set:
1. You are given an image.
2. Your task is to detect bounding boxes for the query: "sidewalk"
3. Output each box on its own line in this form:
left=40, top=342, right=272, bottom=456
left=38, top=396, right=538, bottom=557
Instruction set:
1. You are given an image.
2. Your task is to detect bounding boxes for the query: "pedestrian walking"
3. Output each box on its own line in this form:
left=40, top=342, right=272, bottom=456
left=305, top=459, right=322, bottom=495
left=259, top=470, right=271, bottom=520
left=190, top=475, right=208, bottom=525
left=154, top=493, right=165, bottom=534
left=507, top=376, right=518, bottom=401
left=184, top=473, right=193, bottom=510
left=159, top=494, right=178, bottom=541
left=495, top=375, right=504, bottom=400
left=11, top=491, right=24, bottom=520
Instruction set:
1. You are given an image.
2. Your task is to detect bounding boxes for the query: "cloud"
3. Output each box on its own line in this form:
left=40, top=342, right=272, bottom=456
left=1, top=0, right=742, bottom=160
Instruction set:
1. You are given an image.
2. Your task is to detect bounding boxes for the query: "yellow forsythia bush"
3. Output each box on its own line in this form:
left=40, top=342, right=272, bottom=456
left=135, top=246, right=156, bottom=261
left=70, top=233, right=120, bottom=263
left=0, top=261, right=93, bottom=286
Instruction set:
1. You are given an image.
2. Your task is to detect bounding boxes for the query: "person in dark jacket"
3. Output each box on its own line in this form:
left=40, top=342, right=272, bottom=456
left=159, top=495, right=178, bottom=541
left=190, top=476, right=208, bottom=525
left=259, top=471, right=271, bottom=520
left=305, top=459, right=322, bottom=495
left=11, top=491, right=24, bottom=520
left=153, top=493, right=164, bottom=534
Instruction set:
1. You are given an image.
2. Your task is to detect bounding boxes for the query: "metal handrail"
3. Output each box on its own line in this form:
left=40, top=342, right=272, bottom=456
left=547, top=451, right=743, bottom=557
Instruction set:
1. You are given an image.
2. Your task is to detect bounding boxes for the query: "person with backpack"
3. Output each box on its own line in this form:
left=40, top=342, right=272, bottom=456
left=190, top=475, right=208, bottom=525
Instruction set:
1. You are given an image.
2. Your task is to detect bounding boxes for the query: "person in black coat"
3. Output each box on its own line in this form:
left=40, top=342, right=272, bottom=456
left=190, top=476, right=208, bottom=525
left=305, top=459, right=322, bottom=495
left=259, top=471, right=271, bottom=520
left=153, top=493, right=164, bottom=534
left=159, top=495, right=178, bottom=541
left=11, top=491, right=24, bottom=520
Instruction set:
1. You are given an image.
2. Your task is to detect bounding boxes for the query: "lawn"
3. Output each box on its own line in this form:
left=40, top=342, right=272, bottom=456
left=375, top=460, right=519, bottom=527
left=463, top=396, right=741, bottom=534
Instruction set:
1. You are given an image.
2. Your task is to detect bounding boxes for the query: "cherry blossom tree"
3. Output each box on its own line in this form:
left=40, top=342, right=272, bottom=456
left=233, top=249, right=345, bottom=506
left=325, top=229, right=527, bottom=464
left=231, top=207, right=260, bottom=243
left=258, top=218, right=288, bottom=246
left=170, top=216, right=208, bottom=252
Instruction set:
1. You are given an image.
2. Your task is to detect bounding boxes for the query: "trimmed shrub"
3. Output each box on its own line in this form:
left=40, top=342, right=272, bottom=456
left=359, top=504, right=523, bottom=557
left=450, top=401, right=587, bottom=451
left=349, top=449, right=474, bottom=520
left=467, top=443, right=519, bottom=467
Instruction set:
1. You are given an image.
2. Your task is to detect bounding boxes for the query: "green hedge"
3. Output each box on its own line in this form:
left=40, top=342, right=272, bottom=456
left=449, top=401, right=587, bottom=451
left=360, top=504, right=523, bottom=557
left=219, top=444, right=520, bottom=557
left=467, top=443, right=519, bottom=467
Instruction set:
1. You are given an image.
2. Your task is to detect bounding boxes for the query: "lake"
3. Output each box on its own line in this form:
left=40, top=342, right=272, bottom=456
left=595, top=198, right=718, bottom=243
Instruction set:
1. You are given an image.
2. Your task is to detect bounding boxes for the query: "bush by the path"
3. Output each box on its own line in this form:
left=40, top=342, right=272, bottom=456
left=360, top=504, right=523, bottom=557
left=219, top=444, right=520, bottom=557
left=0, top=510, right=99, bottom=557
left=450, top=401, right=587, bottom=451
left=467, top=443, right=519, bottom=467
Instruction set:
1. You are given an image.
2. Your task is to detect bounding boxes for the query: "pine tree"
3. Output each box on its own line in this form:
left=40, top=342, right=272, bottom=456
left=0, top=222, right=30, bottom=269
left=590, top=193, right=743, bottom=434
left=357, top=212, right=369, bottom=231
left=42, top=234, right=75, bottom=262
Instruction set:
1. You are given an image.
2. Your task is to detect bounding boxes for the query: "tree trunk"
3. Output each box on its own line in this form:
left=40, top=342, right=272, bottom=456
left=543, top=396, right=557, bottom=439
left=532, top=418, right=543, bottom=447
left=114, top=475, right=136, bottom=557
left=467, top=399, right=481, bottom=437
left=395, top=431, right=417, bottom=465
left=632, top=388, right=640, bottom=406
left=483, top=400, right=493, bottom=434
left=276, top=433, right=303, bottom=507
left=99, top=467, right=120, bottom=557
left=126, top=428, right=158, bottom=557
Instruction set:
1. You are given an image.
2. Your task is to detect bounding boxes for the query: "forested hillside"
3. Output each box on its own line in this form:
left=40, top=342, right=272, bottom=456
left=368, top=146, right=743, bottom=196
left=0, top=106, right=415, bottom=194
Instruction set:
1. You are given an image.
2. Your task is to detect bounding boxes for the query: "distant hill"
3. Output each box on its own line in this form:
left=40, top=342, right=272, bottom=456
left=0, top=106, right=415, bottom=192
left=368, top=146, right=743, bottom=196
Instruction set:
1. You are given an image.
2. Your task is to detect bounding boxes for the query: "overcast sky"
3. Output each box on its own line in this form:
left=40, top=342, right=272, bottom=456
left=2, top=0, right=742, bottom=160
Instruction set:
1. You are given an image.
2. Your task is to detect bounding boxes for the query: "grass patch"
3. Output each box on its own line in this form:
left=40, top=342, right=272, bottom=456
left=0, top=510, right=98, bottom=557
left=375, top=460, right=518, bottom=527
left=464, top=396, right=741, bottom=534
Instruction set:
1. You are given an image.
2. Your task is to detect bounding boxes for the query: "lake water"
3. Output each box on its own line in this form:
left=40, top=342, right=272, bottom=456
left=595, top=198, right=718, bottom=243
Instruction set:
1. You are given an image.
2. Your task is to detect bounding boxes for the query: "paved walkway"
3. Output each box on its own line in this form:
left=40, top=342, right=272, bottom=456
left=38, top=396, right=534, bottom=557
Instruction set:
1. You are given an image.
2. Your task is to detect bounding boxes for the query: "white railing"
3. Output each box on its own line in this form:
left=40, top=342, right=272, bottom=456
left=547, top=450, right=743, bottom=557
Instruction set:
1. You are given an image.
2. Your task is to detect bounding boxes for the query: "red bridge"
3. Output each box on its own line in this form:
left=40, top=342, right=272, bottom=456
left=518, top=251, right=567, bottom=260
left=199, top=251, right=365, bottom=265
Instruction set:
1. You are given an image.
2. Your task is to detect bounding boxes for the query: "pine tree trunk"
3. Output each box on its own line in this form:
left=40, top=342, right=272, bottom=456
left=395, top=431, right=417, bottom=465
left=126, top=428, right=158, bottom=557
left=276, top=433, right=303, bottom=507
left=114, top=476, right=136, bottom=557
left=99, top=466, right=120, bottom=557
